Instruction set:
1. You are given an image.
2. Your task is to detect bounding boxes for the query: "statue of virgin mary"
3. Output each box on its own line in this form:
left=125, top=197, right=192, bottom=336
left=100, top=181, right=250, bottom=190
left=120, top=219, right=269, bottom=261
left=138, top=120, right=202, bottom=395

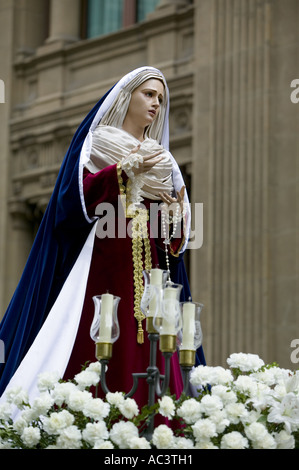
left=0, top=66, right=205, bottom=408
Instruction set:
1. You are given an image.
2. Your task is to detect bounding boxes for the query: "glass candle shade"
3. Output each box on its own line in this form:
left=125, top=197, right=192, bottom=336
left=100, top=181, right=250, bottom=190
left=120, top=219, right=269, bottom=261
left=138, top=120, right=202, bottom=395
left=90, top=293, right=120, bottom=344
left=140, top=268, right=168, bottom=318
left=178, top=301, right=204, bottom=351
left=153, top=282, right=183, bottom=343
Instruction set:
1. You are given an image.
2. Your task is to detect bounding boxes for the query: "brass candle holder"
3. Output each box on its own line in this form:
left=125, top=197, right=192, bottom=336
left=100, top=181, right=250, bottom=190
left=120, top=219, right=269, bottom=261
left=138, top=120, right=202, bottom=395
left=179, top=349, right=196, bottom=367
left=95, top=342, right=113, bottom=361
left=159, top=334, right=177, bottom=353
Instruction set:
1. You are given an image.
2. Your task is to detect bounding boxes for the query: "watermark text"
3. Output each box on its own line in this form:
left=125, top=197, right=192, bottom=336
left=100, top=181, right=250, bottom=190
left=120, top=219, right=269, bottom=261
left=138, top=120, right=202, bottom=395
left=0, top=79, right=4, bottom=104
left=0, top=339, right=5, bottom=363
left=94, top=197, right=203, bottom=250
left=290, top=339, right=299, bottom=364
left=290, top=79, right=299, bottom=103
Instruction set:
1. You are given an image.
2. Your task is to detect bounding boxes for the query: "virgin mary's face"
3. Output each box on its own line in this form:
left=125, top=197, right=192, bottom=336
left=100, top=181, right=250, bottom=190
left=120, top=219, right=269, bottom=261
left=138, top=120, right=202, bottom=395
left=125, top=78, right=165, bottom=130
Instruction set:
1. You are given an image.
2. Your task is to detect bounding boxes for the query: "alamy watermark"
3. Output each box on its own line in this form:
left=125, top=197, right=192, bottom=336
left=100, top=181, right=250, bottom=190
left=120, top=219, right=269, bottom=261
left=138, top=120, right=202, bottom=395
left=290, top=79, right=299, bottom=103
left=0, top=79, right=4, bottom=104
left=290, top=339, right=299, bottom=364
left=0, top=339, right=4, bottom=363
left=94, top=198, right=203, bottom=250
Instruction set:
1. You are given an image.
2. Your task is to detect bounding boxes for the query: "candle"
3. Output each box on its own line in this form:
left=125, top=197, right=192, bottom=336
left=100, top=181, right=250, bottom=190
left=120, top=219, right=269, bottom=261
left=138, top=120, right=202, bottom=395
left=98, top=293, right=114, bottom=342
left=182, top=302, right=195, bottom=350
left=151, top=268, right=163, bottom=285
left=161, top=287, right=177, bottom=335
left=148, top=268, right=163, bottom=317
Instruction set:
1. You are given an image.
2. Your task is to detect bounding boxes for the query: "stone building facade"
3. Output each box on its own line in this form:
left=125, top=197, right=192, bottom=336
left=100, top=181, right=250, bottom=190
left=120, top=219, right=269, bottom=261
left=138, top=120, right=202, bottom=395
left=0, top=0, right=298, bottom=369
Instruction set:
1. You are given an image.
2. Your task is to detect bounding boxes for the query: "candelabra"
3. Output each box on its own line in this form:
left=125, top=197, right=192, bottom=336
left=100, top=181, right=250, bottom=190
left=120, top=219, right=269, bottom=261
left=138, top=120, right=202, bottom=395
left=90, top=269, right=203, bottom=440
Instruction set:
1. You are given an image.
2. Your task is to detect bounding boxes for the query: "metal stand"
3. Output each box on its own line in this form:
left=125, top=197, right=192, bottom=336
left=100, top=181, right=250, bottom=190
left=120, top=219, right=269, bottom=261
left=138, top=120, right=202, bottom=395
left=97, top=331, right=192, bottom=441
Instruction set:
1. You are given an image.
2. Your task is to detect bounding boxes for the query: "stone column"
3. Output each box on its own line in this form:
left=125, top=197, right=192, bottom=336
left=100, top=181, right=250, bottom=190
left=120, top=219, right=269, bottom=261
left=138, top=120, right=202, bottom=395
left=267, top=0, right=299, bottom=368
left=0, top=0, right=14, bottom=316
left=47, top=0, right=81, bottom=44
left=6, top=203, right=34, bottom=300
left=192, top=0, right=272, bottom=366
left=14, top=0, right=49, bottom=58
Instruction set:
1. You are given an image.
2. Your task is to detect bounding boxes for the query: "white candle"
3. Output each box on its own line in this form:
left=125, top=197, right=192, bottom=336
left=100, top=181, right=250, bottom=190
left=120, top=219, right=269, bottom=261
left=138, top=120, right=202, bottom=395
left=151, top=268, right=163, bottom=285
left=148, top=269, right=163, bottom=317
left=161, top=287, right=177, bottom=335
left=98, top=293, right=114, bottom=342
left=182, top=302, right=195, bottom=350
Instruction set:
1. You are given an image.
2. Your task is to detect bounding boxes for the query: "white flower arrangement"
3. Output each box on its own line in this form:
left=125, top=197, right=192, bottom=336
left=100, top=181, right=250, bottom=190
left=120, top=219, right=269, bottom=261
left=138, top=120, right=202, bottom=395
left=0, top=353, right=298, bottom=449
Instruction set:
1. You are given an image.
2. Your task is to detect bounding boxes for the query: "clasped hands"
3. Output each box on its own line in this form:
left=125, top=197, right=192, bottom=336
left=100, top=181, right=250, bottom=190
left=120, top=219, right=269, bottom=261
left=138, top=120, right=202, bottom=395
left=122, top=144, right=185, bottom=213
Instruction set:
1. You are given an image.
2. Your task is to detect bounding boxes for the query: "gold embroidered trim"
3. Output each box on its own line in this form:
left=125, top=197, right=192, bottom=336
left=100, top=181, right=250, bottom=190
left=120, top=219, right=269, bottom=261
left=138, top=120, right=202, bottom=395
left=116, top=162, right=152, bottom=344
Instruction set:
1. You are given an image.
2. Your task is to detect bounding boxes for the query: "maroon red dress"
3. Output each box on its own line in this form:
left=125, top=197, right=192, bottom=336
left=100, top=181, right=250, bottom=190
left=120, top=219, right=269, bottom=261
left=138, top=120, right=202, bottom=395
left=64, top=164, right=183, bottom=409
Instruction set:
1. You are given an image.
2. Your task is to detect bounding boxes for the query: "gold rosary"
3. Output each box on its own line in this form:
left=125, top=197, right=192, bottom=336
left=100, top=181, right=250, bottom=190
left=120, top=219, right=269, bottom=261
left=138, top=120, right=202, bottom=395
left=117, top=162, right=152, bottom=344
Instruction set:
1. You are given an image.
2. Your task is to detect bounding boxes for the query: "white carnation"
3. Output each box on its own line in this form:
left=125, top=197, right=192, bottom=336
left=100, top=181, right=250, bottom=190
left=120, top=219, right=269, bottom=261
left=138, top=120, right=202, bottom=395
left=212, top=366, right=234, bottom=385
left=152, top=424, right=174, bottom=449
left=211, top=385, right=237, bottom=405
left=21, top=426, right=41, bottom=447
left=106, top=391, right=125, bottom=406
left=227, top=352, right=264, bottom=372
left=251, top=368, right=280, bottom=386
left=158, top=396, right=175, bottom=420
left=221, top=431, right=249, bottom=449
left=171, top=437, right=194, bottom=449
left=209, top=410, right=230, bottom=433
left=74, top=370, right=99, bottom=390
left=190, top=365, right=233, bottom=388
left=55, top=425, right=82, bottom=449
left=42, top=409, right=74, bottom=435
left=93, top=439, right=114, bottom=449
left=194, top=439, right=219, bottom=449
left=225, top=402, right=248, bottom=424
left=0, top=402, right=12, bottom=421
left=252, top=433, right=277, bottom=449
left=109, top=421, right=139, bottom=449
left=241, top=409, right=262, bottom=426
left=274, top=430, right=295, bottom=449
left=86, top=362, right=102, bottom=374
left=191, top=418, right=217, bottom=441
left=245, top=422, right=269, bottom=443
left=82, top=421, right=109, bottom=446
left=31, top=392, right=54, bottom=418
left=200, top=394, right=223, bottom=416
left=177, top=398, right=202, bottom=424
left=119, top=397, right=139, bottom=420
left=37, top=371, right=60, bottom=392
left=67, top=390, right=93, bottom=411
left=234, top=375, right=258, bottom=395
left=5, top=386, right=29, bottom=408
left=83, top=397, right=110, bottom=420
left=51, top=382, right=77, bottom=406
left=128, top=436, right=151, bottom=449
left=189, top=365, right=213, bottom=387
left=13, top=416, right=29, bottom=435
